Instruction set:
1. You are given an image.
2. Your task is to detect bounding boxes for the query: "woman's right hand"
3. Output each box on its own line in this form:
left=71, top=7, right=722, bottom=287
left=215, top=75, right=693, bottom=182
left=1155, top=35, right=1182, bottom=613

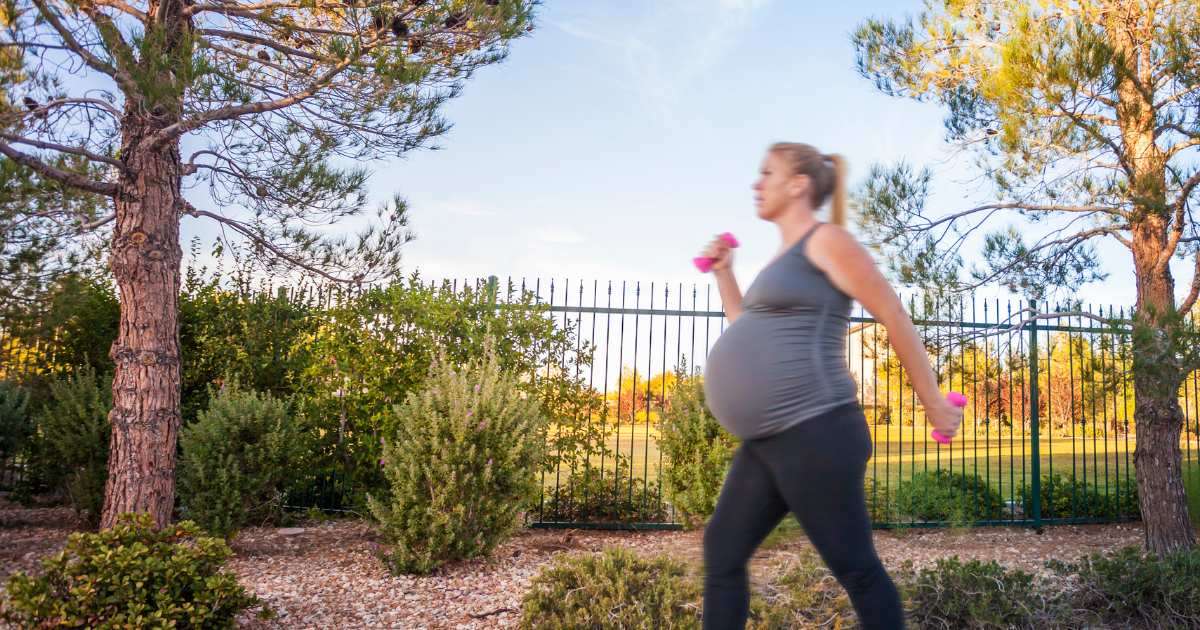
left=701, top=235, right=735, bottom=273
left=925, top=396, right=964, bottom=439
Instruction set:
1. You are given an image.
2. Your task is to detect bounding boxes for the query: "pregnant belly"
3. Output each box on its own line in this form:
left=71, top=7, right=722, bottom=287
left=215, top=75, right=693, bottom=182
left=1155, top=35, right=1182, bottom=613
left=703, top=314, right=853, bottom=439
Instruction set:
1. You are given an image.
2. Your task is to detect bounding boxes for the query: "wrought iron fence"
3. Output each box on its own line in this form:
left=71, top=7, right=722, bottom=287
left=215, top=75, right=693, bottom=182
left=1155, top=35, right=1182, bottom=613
left=5, top=277, right=1198, bottom=530
left=507, top=278, right=1188, bottom=530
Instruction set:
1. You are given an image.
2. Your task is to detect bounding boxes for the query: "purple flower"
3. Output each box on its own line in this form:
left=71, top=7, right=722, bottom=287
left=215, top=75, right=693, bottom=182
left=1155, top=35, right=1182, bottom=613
left=381, top=438, right=386, bottom=444
left=220, top=385, right=226, bottom=390
left=434, top=390, right=439, bottom=394
left=488, top=459, right=493, bottom=465
left=467, top=411, right=473, bottom=417
left=475, top=385, right=481, bottom=391
left=478, top=423, right=487, bottom=429
left=450, top=371, right=456, bottom=376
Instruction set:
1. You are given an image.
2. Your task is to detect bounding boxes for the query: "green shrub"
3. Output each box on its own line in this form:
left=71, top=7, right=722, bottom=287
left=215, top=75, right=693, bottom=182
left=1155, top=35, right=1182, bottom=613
left=538, top=458, right=669, bottom=524
left=1015, top=473, right=1139, bottom=520
left=520, top=548, right=700, bottom=630
left=0, top=380, right=30, bottom=459
left=0, top=513, right=272, bottom=629
left=893, top=469, right=1003, bottom=523
left=1052, top=546, right=1200, bottom=629
left=28, top=365, right=111, bottom=522
left=657, top=367, right=738, bottom=528
left=748, top=549, right=855, bottom=630
left=177, top=384, right=309, bottom=540
left=908, top=556, right=1059, bottom=629
left=864, top=476, right=895, bottom=523
left=369, top=357, right=546, bottom=575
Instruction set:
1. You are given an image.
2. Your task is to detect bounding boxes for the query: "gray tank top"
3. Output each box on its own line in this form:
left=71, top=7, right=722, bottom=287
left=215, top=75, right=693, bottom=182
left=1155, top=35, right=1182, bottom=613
left=703, top=224, right=859, bottom=440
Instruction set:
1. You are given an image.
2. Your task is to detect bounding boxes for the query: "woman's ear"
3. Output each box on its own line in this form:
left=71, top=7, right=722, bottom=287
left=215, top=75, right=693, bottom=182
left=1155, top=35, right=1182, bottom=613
left=788, top=173, right=810, bottom=201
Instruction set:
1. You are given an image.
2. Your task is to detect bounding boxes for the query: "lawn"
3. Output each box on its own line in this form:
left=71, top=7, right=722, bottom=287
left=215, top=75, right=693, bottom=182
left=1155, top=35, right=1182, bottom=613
left=541, top=423, right=1200, bottom=505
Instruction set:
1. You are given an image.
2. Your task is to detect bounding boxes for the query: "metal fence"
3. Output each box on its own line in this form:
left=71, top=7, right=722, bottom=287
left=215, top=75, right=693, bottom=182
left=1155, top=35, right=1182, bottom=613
left=6, top=277, right=1198, bottom=531
left=511, top=278, right=1195, bottom=530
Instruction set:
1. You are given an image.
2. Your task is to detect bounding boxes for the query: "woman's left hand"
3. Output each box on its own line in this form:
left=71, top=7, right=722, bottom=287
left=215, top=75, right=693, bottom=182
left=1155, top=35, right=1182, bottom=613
left=925, top=396, right=964, bottom=439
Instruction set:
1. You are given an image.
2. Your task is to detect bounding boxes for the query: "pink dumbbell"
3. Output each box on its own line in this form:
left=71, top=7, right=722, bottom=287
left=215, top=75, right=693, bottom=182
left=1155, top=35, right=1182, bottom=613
left=694, top=233, right=740, bottom=272
left=931, top=391, right=968, bottom=444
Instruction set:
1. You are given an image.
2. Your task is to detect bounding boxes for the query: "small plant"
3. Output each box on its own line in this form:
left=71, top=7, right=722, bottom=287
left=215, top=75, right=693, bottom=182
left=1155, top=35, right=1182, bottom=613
left=520, top=548, right=700, bottom=630
left=1016, top=473, right=1139, bottom=520
left=177, top=383, right=309, bottom=540
left=0, top=513, right=272, bottom=629
left=657, top=366, right=738, bottom=528
left=369, top=357, right=546, bottom=575
left=1051, top=546, right=1200, bottom=628
left=908, top=556, right=1058, bottom=629
left=748, top=549, right=855, bottom=630
left=864, top=475, right=895, bottom=523
left=28, top=365, right=112, bottom=523
left=537, top=458, right=669, bottom=524
left=893, top=469, right=1003, bottom=523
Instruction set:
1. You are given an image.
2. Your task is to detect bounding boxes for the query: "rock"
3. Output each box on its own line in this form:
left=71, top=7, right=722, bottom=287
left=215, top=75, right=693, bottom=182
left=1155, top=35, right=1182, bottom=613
left=278, top=528, right=306, bottom=537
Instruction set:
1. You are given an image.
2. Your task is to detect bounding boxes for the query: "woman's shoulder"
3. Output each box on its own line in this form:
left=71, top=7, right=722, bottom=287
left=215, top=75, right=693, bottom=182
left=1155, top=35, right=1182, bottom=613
left=805, top=223, right=872, bottom=273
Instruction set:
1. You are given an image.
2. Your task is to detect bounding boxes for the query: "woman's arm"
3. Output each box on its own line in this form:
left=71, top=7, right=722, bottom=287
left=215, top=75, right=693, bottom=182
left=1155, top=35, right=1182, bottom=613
left=806, top=225, right=964, bottom=438
left=702, top=236, right=744, bottom=322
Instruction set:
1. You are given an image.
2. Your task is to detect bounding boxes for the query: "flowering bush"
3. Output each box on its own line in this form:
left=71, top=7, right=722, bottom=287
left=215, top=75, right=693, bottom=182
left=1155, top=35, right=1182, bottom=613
left=369, top=356, right=546, bottom=575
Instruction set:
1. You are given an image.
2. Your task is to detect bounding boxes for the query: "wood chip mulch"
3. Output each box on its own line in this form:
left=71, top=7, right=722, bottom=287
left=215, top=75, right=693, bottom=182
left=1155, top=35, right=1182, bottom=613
left=0, top=496, right=1163, bottom=630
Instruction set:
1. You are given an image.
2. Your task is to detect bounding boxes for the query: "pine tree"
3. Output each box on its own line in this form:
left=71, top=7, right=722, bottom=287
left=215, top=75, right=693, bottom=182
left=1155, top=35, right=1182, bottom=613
left=0, top=0, right=537, bottom=529
left=853, top=0, right=1200, bottom=553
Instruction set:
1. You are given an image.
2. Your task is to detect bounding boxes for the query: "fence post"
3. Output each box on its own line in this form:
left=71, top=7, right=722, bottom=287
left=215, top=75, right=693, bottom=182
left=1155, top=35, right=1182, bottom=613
left=1029, top=300, right=1043, bottom=530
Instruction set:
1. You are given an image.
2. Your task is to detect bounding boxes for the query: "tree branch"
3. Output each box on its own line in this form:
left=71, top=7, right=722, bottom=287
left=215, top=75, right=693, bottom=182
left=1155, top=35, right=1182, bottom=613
left=30, top=0, right=133, bottom=88
left=0, top=132, right=124, bottom=169
left=92, top=0, right=148, bottom=20
left=1179, top=253, right=1200, bottom=316
left=184, top=205, right=360, bottom=284
left=0, top=140, right=118, bottom=197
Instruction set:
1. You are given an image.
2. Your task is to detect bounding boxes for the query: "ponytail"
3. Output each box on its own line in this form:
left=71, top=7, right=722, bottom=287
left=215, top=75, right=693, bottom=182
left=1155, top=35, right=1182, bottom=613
left=768, top=142, right=847, bottom=226
left=826, top=153, right=846, bottom=227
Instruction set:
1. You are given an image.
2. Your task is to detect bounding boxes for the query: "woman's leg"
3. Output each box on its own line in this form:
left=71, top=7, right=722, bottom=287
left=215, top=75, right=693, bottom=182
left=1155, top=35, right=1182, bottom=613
left=703, top=444, right=790, bottom=630
left=756, top=405, right=905, bottom=630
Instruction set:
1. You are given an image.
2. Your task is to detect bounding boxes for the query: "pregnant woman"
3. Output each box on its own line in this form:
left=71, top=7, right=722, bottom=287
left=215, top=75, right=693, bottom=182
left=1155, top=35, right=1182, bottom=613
left=699, top=143, right=963, bottom=630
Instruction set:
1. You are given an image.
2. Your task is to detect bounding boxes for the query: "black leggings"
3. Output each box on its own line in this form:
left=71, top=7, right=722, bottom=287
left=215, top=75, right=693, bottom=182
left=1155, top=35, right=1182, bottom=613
left=703, top=404, right=905, bottom=630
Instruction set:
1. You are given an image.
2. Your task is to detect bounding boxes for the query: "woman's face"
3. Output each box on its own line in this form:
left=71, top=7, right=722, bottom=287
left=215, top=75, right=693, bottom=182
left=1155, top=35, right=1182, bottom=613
left=752, top=152, right=806, bottom=221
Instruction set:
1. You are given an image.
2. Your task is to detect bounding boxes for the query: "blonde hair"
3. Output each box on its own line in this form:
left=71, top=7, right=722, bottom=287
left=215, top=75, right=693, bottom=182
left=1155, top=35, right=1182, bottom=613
left=769, top=143, right=847, bottom=226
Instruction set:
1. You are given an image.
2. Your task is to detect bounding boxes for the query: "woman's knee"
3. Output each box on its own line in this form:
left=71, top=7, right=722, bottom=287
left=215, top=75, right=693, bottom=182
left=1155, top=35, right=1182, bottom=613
left=831, top=559, right=890, bottom=594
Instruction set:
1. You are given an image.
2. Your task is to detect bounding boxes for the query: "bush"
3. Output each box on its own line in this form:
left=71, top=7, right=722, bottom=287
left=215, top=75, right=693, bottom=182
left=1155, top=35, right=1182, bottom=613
left=907, top=556, right=1059, bottom=629
left=520, top=548, right=700, bottom=630
left=177, top=384, right=309, bottom=540
left=657, top=367, right=738, bottom=528
left=0, top=513, right=272, bottom=629
left=0, top=380, right=30, bottom=459
left=892, top=469, right=1003, bottom=523
left=369, top=357, right=546, bottom=575
left=537, top=458, right=670, bottom=524
left=1015, top=473, right=1139, bottom=520
left=864, top=476, right=895, bottom=523
left=26, top=365, right=111, bottom=522
left=1052, top=546, right=1200, bottom=629
left=748, top=549, right=855, bottom=630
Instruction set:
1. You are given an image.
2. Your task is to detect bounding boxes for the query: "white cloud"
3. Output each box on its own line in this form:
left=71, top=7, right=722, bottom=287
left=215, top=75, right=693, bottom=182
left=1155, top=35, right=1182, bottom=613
left=527, top=225, right=586, bottom=243
left=554, top=0, right=774, bottom=117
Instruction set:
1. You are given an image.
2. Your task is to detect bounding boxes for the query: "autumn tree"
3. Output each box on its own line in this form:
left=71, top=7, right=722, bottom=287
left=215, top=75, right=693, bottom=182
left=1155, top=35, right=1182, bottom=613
left=0, top=0, right=537, bottom=529
left=853, top=0, right=1200, bottom=552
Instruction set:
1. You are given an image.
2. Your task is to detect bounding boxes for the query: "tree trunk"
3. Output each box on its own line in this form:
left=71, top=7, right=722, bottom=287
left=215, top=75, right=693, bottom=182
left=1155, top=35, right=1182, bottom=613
left=101, top=108, right=184, bottom=531
left=1133, top=389, right=1195, bottom=553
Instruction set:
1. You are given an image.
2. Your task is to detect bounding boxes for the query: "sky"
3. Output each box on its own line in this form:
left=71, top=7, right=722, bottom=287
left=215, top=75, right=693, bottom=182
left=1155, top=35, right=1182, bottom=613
left=180, top=0, right=1160, bottom=311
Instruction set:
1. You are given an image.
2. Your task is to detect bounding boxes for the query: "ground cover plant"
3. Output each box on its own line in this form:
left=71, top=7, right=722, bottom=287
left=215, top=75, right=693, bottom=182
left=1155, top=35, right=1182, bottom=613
left=1052, top=547, right=1200, bottom=629
left=177, top=384, right=310, bottom=540
left=370, top=357, right=546, bottom=575
left=520, top=547, right=700, bottom=630
left=0, top=513, right=272, bottom=629
left=906, top=556, right=1061, bottom=629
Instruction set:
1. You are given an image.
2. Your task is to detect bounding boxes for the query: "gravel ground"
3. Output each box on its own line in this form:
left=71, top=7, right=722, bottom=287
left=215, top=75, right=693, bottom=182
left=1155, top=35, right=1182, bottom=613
left=0, top=497, right=1159, bottom=630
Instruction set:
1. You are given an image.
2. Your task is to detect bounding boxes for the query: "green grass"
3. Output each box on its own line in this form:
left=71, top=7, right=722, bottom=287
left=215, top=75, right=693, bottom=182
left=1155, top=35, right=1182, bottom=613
left=1186, top=458, right=1200, bottom=529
